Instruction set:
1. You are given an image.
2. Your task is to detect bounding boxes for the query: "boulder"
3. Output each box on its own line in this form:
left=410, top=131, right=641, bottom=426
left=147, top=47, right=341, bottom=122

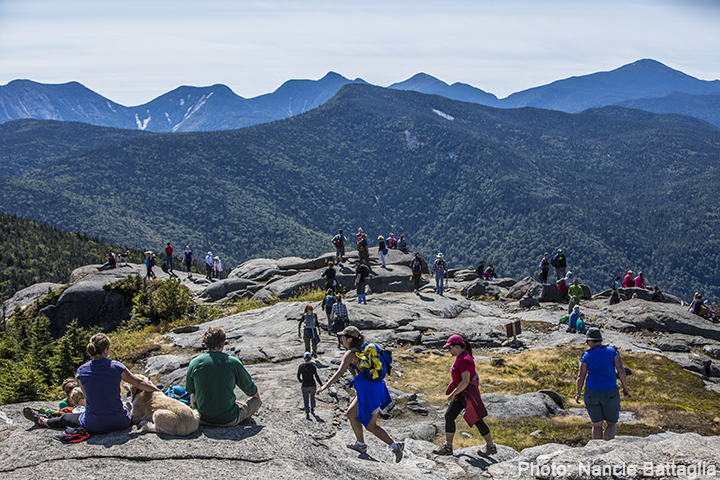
left=452, top=269, right=478, bottom=282
left=144, top=354, right=192, bottom=376
left=507, top=276, right=563, bottom=302
left=483, top=392, right=566, bottom=419
left=277, top=253, right=336, bottom=271
left=200, top=278, right=258, bottom=301
left=461, top=279, right=487, bottom=297
left=3, top=283, right=63, bottom=316
left=487, top=277, right=517, bottom=288
left=519, top=297, right=541, bottom=308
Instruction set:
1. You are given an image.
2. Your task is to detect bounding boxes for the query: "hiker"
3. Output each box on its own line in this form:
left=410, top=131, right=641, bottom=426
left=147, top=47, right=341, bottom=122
left=431, top=253, right=448, bottom=296
left=634, top=272, right=646, bottom=289
left=378, top=235, right=388, bottom=268
left=688, top=292, right=710, bottom=318
left=410, top=251, right=426, bottom=294
left=332, top=229, right=347, bottom=266
left=316, top=326, right=404, bottom=463
left=145, top=251, right=156, bottom=279
left=355, top=227, right=364, bottom=241
left=298, top=305, right=321, bottom=357
left=297, top=352, right=322, bottom=420
left=483, top=263, right=497, bottom=280
left=205, top=252, right=213, bottom=280
left=321, top=261, right=337, bottom=290
left=567, top=305, right=581, bottom=333
left=357, top=233, right=370, bottom=268
left=475, top=260, right=485, bottom=278
left=213, top=255, right=223, bottom=279
left=98, top=251, right=117, bottom=271
left=330, top=294, right=349, bottom=347
left=184, top=246, right=193, bottom=278
left=354, top=259, right=370, bottom=304
left=433, top=335, right=496, bottom=457
left=551, top=249, right=566, bottom=280
left=321, top=288, right=336, bottom=330
left=539, top=253, right=550, bottom=284
left=568, top=278, right=584, bottom=314
left=610, top=276, right=621, bottom=305
left=651, top=286, right=664, bottom=303
left=622, top=270, right=635, bottom=288
left=165, top=242, right=174, bottom=273
left=575, top=328, right=630, bottom=440
left=185, top=326, right=262, bottom=426
left=23, top=333, right=160, bottom=432
left=386, top=233, right=397, bottom=249
left=397, top=235, right=408, bottom=253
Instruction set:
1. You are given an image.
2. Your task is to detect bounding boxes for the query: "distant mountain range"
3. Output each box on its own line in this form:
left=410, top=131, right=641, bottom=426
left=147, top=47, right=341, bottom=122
left=1, top=84, right=719, bottom=301
left=2, top=59, right=720, bottom=131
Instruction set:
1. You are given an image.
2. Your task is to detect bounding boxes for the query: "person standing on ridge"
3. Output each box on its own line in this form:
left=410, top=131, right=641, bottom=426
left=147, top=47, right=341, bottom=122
left=575, top=328, right=630, bottom=440
left=205, top=252, right=214, bottom=280
left=357, top=233, right=371, bottom=268
left=551, top=249, right=566, bottom=280
left=431, top=253, right=448, bottom=296
left=610, top=276, right=621, bottom=305
left=184, top=246, right=193, bottom=279
left=297, top=352, right=322, bottom=420
left=322, top=261, right=337, bottom=290
left=145, top=251, right=156, bottom=279
left=539, top=253, right=550, bottom=284
left=378, top=235, right=387, bottom=269
left=213, top=255, right=223, bottom=279
left=332, top=230, right=347, bottom=267
left=410, top=252, right=426, bottom=294
left=568, top=278, right=584, bottom=314
left=164, top=242, right=174, bottom=273
left=354, top=259, right=370, bottom=304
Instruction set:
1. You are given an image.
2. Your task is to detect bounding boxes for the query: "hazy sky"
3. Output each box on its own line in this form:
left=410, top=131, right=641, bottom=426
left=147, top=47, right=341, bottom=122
left=1, top=0, right=719, bottom=106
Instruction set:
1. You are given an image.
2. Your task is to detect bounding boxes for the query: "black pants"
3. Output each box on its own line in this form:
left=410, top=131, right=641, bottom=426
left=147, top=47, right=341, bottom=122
left=444, top=395, right=490, bottom=436
left=47, top=413, right=81, bottom=429
left=413, top=274, right=422, bottom=290
left=539, top=270, right=548, bottom=284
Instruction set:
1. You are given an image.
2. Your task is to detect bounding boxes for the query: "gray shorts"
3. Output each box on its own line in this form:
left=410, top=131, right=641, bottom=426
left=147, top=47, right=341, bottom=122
left=584, top=387, right=620, bottom=423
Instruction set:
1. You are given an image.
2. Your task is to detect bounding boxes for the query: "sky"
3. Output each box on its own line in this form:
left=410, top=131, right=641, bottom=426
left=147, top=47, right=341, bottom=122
left=1, top=0, right=719, bottom=106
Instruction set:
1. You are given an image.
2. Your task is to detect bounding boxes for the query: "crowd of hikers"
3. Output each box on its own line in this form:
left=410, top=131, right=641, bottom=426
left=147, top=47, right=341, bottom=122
left=24, top=227, right=710, bottom=462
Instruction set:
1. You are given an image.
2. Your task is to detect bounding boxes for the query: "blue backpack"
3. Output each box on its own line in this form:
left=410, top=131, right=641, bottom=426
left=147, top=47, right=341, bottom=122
left=355, top=343, right=393, bottom=383
left=162, top=385, right=191, bottom=406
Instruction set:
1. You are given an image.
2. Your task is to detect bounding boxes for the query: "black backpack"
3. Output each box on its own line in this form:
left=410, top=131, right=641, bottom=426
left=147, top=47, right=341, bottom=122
left=411, top=257, right=423, bottom=273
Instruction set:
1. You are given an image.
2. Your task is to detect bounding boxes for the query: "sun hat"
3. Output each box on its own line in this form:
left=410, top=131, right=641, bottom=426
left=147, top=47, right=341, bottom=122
left=339, top=326, right=360, bottom=338
left=586, top=328, right=602, bottom=342
left=437, top=252, right=444, bottom=258
left=443, top=334, right=464, bottom=348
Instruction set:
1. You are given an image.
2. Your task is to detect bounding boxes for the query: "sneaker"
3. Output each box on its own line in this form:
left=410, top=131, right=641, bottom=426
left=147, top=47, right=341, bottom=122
left=23, top=407, right=43, bottom=426
left=392, top=442, right=404, bottom=463
left=477, top=443, right=497, bottom=456
left=347, top=441, right=368, bottom=454
left=433, top=443, right=453, bottom=456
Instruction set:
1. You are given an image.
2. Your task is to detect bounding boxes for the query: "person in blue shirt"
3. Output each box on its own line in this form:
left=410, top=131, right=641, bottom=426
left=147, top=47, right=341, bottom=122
left=575, top=328, right=630, bottom=440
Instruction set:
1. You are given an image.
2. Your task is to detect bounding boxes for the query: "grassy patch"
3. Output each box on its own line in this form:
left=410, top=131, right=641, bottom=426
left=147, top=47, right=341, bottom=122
left=395, top=346, right=720, bottom=451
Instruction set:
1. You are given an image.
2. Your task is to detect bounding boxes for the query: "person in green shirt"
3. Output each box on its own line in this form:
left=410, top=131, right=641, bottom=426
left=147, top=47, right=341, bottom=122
left=568, top=278, right=584, bottom=314
left=58, top=378, right=79, bottom=410
left=185, top=326, right=262, bottom=426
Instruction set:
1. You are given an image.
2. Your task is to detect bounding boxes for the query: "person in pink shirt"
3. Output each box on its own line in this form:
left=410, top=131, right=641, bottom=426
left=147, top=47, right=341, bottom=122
left=621, top=271, right=635, bottom=288
left=634, top=272, right=645, bottom=289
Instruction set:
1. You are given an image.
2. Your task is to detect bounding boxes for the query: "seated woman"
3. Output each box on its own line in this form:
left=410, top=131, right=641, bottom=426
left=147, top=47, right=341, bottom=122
left=482, top=264, right=497, bottom=279
left=688, top=293, right=710, bottom=318
left=23, top=333, right=160, bottom=433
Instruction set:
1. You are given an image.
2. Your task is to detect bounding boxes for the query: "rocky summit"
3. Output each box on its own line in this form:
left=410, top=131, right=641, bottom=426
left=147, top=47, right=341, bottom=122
left=2, top=250, right=719, bottom=479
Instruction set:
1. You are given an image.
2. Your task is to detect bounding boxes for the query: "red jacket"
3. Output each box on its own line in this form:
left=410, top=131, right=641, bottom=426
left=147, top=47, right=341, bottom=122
left=622, top=274, right=635, bottom=288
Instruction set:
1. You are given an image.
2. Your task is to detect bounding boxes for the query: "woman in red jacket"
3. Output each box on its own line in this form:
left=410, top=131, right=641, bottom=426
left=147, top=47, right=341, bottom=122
left=433, top=334, right=497, bottom=457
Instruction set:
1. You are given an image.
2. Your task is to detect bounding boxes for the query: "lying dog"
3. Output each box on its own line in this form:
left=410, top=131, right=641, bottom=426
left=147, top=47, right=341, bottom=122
left=124, top=376, right=199, bottom=436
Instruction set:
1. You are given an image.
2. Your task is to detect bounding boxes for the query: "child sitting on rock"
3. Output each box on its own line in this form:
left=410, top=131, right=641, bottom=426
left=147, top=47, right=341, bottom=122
left=58, top=378, right=79, bottom=410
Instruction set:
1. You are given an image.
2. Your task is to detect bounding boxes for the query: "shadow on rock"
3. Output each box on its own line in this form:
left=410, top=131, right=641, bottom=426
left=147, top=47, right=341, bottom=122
left=199, top=423, right=264, bottom=441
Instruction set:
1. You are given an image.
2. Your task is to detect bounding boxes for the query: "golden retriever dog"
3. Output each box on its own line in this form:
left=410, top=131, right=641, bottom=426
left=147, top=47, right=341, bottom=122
left=124, top=376, right=199, bottom=436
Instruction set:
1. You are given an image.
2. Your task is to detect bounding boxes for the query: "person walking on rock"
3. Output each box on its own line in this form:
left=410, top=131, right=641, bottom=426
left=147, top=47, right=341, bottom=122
left=316, top=326, right=404, bottom=463
left=330, top=294, right=349, bottom=347
left=433, top=334, right=496, bottom=457
left=321, top=288, right=336, bottom=331
left=321, top=261, right=337, bottom=290
left=431, top=253, right=448, bottom=296
left=568, top=278, right=584, bottom=314
left=354, top=259, right=370, bottom=304
left=297, top=352, right=322, bottom=420
left=378, top=236, right=388, bottom=268
left=575, top=328, right=630, bottom=440
left=551, top=249, right=566, bottom=280
left=164, top=242, right=174, bottom=273
left=539, top=253, right=550, bottom=284
left=184, top=246, right=194, bottom=279
left=410, top=252, right=426, bottom=294
left=205, top=252, right=213, bottom=280
left=298, top=305, right=321, bottom=357
left=332, top=229, right=347, bottom=267
left=145, top=251, right=156, bottom=279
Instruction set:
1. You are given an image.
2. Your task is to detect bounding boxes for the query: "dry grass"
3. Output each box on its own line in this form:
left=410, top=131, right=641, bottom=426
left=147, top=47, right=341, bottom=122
left=395, top=345, right=720, bottom=451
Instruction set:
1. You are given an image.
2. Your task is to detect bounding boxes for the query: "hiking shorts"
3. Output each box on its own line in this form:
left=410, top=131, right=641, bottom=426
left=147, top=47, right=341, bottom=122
left=584, top=387, right=620, bottom=423
left=336, top=246, right=345, bottom=258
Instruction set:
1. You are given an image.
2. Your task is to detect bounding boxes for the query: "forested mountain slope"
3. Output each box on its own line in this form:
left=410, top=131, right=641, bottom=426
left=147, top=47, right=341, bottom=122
left=1, top=84, right=718, bottom=299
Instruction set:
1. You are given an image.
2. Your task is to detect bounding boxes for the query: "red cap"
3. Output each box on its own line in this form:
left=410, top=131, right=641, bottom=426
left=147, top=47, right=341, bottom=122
left=443, top=334, right=464, bottom=348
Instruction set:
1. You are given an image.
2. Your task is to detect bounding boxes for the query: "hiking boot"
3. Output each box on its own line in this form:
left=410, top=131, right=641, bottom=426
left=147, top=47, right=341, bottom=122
left=23, top=407, right=43, bottom=426
left=433, top=443, right=453, bottom=456
left=347, top=441, right=368, bottom=454
left=392, top=442, right=404, bottom=463
left=477, top=443, right=497, bottom=456
left=305, top=413, right=310, bottom=420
